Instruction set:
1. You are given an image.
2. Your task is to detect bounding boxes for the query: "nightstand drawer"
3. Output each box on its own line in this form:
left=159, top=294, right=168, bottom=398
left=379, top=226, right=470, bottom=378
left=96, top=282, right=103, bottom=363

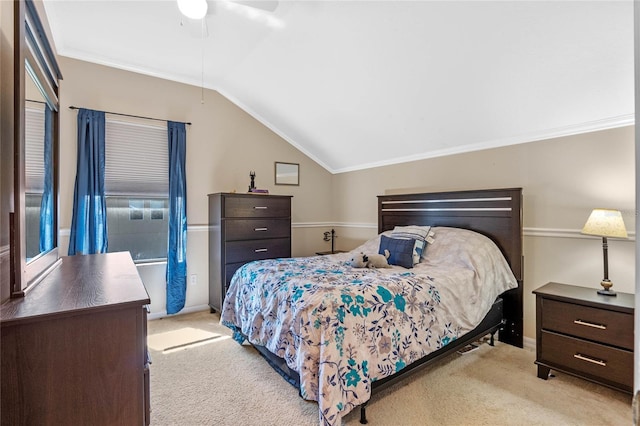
left=540, top=331, right=633, bottom=391
left=541, top=299, right=633, bottom=350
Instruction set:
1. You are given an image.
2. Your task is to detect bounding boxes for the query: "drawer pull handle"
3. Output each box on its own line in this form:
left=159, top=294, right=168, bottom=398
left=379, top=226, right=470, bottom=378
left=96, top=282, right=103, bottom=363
left=574, top=353, right=606, bottom=367
left=574, top=319, right=606, bottom=330
left=255, top=248, right=268, bottom=253
left=254, top=227, right=268, bottom=231
left=254, top=206, right=268, bottom=210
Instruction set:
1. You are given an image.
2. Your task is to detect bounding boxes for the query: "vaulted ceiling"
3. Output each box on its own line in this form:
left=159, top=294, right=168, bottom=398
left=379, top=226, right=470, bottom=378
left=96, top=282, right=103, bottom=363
left=44, top=0, right=634, bottom=173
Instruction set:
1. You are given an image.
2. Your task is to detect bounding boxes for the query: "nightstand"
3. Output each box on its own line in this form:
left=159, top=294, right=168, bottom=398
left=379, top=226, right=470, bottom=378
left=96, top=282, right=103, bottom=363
left=533, top=282, right=633, bottom=394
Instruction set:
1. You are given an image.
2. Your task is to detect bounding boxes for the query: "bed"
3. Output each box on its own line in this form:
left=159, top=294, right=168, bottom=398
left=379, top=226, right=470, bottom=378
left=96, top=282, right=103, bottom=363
left=221, top=188, right=523, bottom=425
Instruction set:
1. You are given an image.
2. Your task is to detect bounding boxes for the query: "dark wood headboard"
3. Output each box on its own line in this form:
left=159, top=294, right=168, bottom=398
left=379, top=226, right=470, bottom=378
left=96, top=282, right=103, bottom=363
left=377, top=187, right=523, bottom=348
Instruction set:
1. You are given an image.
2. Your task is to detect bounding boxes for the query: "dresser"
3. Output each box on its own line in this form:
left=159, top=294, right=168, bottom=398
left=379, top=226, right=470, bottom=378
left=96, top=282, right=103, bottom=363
left=208, top=193, right=292, bottom=312
left=1, top=252, right=151, bottom=425
left=533, top=282, right=633, bottom=393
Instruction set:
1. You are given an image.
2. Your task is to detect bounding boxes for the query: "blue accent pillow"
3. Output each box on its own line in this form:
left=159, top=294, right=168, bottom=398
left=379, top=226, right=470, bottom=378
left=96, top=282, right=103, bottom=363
left=379, top=235, right=416, bottom=269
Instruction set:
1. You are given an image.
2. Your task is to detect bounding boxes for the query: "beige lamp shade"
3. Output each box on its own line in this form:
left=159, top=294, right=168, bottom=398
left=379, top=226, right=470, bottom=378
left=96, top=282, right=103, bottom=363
left=581, top=209, right=628, bottom=238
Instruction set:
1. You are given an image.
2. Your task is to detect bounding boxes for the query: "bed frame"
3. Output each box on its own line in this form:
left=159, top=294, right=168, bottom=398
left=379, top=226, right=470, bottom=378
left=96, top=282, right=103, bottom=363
left=377, top=187, right=523, bottom=348
left=252, top=187, right=523, bottom=424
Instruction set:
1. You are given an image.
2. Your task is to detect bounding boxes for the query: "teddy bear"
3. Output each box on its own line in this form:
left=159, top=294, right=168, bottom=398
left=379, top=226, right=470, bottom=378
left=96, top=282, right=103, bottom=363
left=349, top=250, right=391, bottom=268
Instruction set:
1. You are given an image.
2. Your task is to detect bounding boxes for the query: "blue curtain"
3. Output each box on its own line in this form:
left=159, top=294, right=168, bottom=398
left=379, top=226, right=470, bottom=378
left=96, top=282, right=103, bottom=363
left=68, top=109, right=108, bottom=255
left=166, top=121, right=187, bottom=314
left=39, top=105, right=54, bottom=252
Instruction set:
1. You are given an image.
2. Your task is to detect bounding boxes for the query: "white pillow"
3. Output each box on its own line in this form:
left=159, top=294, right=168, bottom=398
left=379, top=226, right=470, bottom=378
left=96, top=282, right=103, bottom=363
left=390, top=225, right=434, bottom=243
left=390, top=225, right=435, bottom=264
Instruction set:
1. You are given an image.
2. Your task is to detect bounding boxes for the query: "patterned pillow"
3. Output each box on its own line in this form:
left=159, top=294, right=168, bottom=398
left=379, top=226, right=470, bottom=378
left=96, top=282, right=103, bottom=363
left=379, top=235, right=416, bottom=269
left=391, top=225, right=435, bottom=264
left=411, top=239, right=426, bottom=265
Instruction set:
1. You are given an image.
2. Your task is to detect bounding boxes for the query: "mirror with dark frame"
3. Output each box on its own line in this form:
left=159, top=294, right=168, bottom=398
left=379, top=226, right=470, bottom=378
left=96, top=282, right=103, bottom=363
left=12, top=0, right=62, bottom=295
left=25, top=70, right=51, bottom=261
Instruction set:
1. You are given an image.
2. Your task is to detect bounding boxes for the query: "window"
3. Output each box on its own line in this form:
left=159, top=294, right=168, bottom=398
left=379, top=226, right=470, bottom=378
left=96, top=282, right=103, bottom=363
left=24, top=103, right=45, bottom=259
left=105, top=119, right=168, bottom=262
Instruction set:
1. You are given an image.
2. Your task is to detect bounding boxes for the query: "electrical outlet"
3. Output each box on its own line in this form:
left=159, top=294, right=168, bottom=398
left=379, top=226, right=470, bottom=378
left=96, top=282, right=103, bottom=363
left=190, top=274, right=197, bottom=286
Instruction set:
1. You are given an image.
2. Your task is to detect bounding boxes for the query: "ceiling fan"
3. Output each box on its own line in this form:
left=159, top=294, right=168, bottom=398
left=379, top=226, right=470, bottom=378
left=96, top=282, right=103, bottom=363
left=224, top=1, right=279, bottom=13
left=178, top=0, right=280, bottom=38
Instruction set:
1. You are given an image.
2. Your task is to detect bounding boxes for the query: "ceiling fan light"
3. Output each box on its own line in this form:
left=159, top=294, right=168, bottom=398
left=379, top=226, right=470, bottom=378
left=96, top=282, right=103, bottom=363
left=177, top=0, right=208, bottom=20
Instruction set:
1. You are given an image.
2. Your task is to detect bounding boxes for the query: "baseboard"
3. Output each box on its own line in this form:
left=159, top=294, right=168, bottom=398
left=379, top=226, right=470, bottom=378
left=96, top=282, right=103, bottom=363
left=148, top=304, right=210, bottom=321
left=523, top=336, right=536, bottom=351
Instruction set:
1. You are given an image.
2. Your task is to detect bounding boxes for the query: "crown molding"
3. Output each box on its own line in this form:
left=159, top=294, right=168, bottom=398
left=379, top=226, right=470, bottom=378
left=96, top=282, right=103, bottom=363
left=333, top=114, right=635, bottom=174
left=53, top=45, right=633, bottom=177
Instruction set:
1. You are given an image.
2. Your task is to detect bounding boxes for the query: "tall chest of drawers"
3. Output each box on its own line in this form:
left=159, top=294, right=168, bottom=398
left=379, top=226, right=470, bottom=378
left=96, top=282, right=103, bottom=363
left=533, top=282, right=633, bottom=393
left=208, top=193, right=292, bottom=312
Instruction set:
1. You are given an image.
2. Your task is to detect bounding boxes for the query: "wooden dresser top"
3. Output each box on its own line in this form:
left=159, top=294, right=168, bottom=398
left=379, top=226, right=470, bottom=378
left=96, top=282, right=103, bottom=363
left=533, top=282, right=633, bottom=313
left=208, top=192, right=293, bottom=198
left=1, top=252, right=150, bottom=325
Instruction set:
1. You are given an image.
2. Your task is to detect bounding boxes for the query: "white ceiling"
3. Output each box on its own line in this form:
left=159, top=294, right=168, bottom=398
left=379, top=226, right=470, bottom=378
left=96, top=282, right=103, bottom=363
left=44, top=0, right=634, bottom=174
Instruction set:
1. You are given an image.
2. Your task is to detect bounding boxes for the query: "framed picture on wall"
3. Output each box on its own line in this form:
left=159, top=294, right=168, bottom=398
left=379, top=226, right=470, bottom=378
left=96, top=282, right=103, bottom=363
left=275, top=162, right=299, bottom=185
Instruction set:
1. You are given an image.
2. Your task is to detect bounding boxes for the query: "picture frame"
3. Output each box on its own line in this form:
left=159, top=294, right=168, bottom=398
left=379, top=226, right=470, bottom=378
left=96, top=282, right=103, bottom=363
left=274, top=162, right=299, bottom=186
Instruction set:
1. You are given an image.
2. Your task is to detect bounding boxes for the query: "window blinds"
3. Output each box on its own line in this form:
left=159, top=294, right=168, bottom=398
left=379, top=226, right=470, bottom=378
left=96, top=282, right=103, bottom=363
left=25, top=105, right=45, bottom=193
left=105, top=119, right=168, bottom=197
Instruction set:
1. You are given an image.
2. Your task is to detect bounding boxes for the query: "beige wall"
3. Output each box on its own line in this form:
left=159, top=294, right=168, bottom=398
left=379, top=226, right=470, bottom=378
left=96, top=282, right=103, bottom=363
left=57, top=55, right=635, bottom=339
left=331, top=126, right=636, bottom=344
left=57, top=57, right=334, bottom=314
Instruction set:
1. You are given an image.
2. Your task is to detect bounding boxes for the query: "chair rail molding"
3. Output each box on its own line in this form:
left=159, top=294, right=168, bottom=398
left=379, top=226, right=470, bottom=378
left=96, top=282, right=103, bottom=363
left=58, top=225, right=636, bottom=240
left=295, top=223, right=637, bottom=241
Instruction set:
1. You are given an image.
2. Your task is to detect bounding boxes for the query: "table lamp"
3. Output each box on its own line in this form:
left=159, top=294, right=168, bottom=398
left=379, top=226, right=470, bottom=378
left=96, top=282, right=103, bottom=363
left=581, top=208, right=628, bottom=296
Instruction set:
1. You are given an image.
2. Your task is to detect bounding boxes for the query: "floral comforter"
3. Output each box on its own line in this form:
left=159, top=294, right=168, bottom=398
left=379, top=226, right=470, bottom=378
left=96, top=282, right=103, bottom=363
left=221, top=229, right=518, bottom=425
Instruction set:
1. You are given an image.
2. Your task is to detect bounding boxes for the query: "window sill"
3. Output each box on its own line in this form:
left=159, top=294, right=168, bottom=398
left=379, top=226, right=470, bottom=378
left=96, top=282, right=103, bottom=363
left=134, top=259, right=167, bottom=266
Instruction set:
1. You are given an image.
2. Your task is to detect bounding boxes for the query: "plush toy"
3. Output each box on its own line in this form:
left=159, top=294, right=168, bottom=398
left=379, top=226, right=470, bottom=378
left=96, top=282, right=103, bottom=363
left=349, top=253, right=368, bottom=268
left=349, top=251, right=391, bottom=269
left=365, top=250, right=391, bottom=268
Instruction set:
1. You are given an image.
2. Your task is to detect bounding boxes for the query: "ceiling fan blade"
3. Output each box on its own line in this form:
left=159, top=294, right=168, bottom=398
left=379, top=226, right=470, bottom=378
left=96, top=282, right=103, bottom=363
left=231, top=0, right=279, bottom=13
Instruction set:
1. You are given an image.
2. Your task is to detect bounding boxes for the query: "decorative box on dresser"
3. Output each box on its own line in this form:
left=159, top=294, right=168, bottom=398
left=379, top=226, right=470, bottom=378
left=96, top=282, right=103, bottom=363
left=533, top=282, right=633, bottom=394
left=1, top=251, right=151, bottom=426
left=208, top=192, right=292, bottom=312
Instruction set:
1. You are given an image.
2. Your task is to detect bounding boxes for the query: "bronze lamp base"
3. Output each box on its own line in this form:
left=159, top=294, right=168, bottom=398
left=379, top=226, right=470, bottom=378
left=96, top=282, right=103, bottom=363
left=597, top=279, right=617, bottom=297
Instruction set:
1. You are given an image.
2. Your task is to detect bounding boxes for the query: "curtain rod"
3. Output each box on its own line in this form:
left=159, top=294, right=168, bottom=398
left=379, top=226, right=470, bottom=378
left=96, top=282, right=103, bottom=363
left=68, top=106, right=192, bottom=126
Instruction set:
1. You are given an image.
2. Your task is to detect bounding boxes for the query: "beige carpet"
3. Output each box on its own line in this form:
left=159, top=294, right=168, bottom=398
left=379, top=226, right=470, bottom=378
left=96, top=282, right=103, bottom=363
left=148, top=310, right=632, bottom=425
left=148, top=327, right=223, bottom=353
